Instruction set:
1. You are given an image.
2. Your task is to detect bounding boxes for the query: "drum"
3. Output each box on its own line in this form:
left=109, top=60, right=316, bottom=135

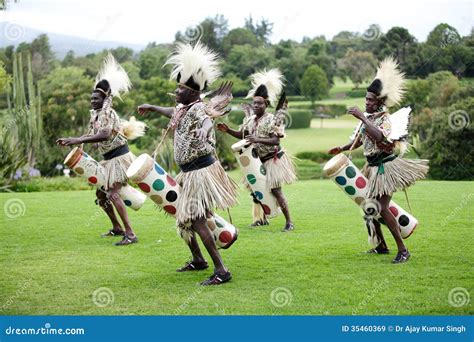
left=64, top=147, right=146, bottom=210
left=127, top=153, right=238, bottom=249
left=323, top=153, right=417, bottom=238
left=206, top=213, right=239, bottom=249
left=126, top=153, right=179, bottom=215
left=231, top=140, right=280, bottom=218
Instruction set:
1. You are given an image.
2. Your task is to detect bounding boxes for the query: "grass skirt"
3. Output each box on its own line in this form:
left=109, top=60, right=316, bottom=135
left=175, top=161, right=238, bottom=224
left=99, top=151, right=135, bottom=190
left=363, top=157, right=429, bottom=198
left=263, top=152, right=297, bottom=189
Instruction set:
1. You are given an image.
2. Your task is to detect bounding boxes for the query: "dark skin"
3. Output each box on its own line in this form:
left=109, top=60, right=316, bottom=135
left=217, top=97, right=293, bottom=229
left=56, top=91, right=136, bottom=239
left=328, top=92, right=406, bottom=254
left=137, top=85, right=227, bottom=274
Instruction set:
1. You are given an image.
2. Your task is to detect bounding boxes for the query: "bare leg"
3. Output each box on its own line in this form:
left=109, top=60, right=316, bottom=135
left=271, top=187, right=292, bottom=225
left=186, top=233, right=206, bottom=264
left=96, top=189, right=123, bottom=232
left=109, top=183, right=136, bottom=238
left=192, top=216, right=227, bottom=274
left=378, top=195, right=406, bottom=253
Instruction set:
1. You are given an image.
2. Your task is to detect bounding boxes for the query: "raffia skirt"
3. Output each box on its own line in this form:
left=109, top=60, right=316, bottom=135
left=362, top=157, right=429, bottom=198
left=263, top=152, right=298, bottom=189
left=175, top=160, right=239, bottom=225
left=99, top=151, right=135, bottom=191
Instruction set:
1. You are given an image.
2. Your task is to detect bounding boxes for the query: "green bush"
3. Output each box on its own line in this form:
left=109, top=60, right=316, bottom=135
left=347, top=89, right=366, bottom=98
left=295, top=159, right=324, bottom=180
left=9, top=176, right=93, bottom=192
left=296, top=151, right=332, bottom=163
left=288, top=110, right=312, bottom=129
left=314, top=104, right=347, bottom=117
left=228, top=110, right=245, bottom=126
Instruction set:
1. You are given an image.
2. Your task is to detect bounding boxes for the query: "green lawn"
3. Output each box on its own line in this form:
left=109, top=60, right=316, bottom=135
left=1, top=180, right=472, bottom=315
left=283, top=117, right=356, bottom=155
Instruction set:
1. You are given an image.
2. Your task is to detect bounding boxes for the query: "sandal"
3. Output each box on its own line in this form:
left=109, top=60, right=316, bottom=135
left=101, top=229, right=125, bottom=237
left=176, top=260, right=209, bottom=272
left=392, top=250, right=411, bottom=264
left=281, top=222, right=294, bottom=232
left=200, top=271, right=232, bottom=286
left=114, top=235, right=138, bottom=246
left=366, top=244, right=390, bottom=254
left=249, top=219, right=269, bottom=227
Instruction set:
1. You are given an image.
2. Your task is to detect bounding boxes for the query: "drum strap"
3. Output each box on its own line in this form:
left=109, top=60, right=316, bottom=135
left=403, top=188, right=413, bottom=214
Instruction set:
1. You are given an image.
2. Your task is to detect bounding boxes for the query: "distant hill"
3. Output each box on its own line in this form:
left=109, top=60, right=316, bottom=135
left=0, top=22, right=146, bottom=59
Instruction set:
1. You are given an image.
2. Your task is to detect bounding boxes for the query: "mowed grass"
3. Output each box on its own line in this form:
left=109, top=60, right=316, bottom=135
left=284, top=117, right=356, bottom=155
left=0, top=180, right=473, bottom=315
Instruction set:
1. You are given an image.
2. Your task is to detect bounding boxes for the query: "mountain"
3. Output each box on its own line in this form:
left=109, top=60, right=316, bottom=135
left=0, top=22, right=146, bottom=59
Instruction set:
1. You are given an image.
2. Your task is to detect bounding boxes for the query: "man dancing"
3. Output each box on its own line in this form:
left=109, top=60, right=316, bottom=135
left=137, top=42, right=238, bottom=285
left=57, top=54, right=145, bottom=246
left=329, top=57, right=429, bottom=263
left=218, top=69, right=297, bottom=232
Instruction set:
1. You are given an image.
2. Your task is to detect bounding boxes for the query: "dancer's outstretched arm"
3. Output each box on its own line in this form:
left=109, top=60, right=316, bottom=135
left=137, top=104, right=174, bottom=119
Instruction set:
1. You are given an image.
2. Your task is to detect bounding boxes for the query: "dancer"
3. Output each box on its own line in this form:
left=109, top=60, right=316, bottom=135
left=328, top=57, right=429, bottom=263
left=218, top=69, right=297, bottom=231
left=137, top=42, right=238, bottom=285
left=57, top=54, right=145, bottom=246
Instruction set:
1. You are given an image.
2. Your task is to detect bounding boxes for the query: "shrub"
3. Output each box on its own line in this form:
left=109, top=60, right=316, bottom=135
left=9, top=176, right=93, bottom=192
left=287, top=110, right=312, bottom=129
left=314, top=104, right=347, bottom=117
left=347, top=89, right=366, bottom=98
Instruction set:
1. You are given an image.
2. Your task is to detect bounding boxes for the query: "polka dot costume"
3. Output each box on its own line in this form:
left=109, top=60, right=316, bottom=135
left=323, top=153, right=418, bottom=239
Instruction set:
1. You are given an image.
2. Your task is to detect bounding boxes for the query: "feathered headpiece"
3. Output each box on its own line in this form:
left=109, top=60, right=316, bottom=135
left=165, top=41, right=220, bottom=92
left=367, top=57, right=406, bottom=108
left=246, top=68, right=285, bottom=107
left=94, top=53, right=132, bottom=100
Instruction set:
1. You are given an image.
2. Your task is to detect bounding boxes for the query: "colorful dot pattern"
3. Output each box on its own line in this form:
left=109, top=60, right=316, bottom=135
left=328, top=159, right=417, bottom=238
left=135, top=160, right=179, bottom=216
left=232, top=142, right=281, bottom=218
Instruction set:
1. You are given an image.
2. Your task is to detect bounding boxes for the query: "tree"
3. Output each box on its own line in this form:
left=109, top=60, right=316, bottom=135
left=137, top=43, right=171, bottom=80
left=223, top=44, right=274, bottom=79
left=245, top=16, right=273, bottom=43
left=377, top=27, right=420, bottom=75
left=221, top=28, right=259, bottom=56
left=300, top=65, right=329, bottom=105
left=337, top=49, right=377, bottom=88
left=426, top=23, right=462, bottom=48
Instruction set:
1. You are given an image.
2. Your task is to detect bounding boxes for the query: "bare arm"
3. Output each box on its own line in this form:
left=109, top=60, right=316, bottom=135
left=247, top=134, right=280, bottom=146
left=137, top=104, right=174, bottom=119
left=56, top=128, right=112, bottom=147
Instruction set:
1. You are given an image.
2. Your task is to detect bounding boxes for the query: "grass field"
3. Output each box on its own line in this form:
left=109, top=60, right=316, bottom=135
left=283, top=116, right=356, bottom=155
left=1, top=180, right=472, bottom=315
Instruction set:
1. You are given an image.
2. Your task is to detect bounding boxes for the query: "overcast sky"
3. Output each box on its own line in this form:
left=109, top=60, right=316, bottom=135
left=1, top=0, right=472, bottom=44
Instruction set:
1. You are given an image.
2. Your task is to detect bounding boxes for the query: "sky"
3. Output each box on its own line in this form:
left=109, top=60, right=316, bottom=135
left=0, top=0, right=472, bottom=45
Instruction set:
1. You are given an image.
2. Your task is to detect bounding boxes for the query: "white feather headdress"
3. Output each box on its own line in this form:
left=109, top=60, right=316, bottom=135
left=246, top=68, right=285, bottom=107
left=95, top=53, right=132, bottom=100
left=368, top=57, right=406, bottom=108
left=165, top=41, right=220, bottom=91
